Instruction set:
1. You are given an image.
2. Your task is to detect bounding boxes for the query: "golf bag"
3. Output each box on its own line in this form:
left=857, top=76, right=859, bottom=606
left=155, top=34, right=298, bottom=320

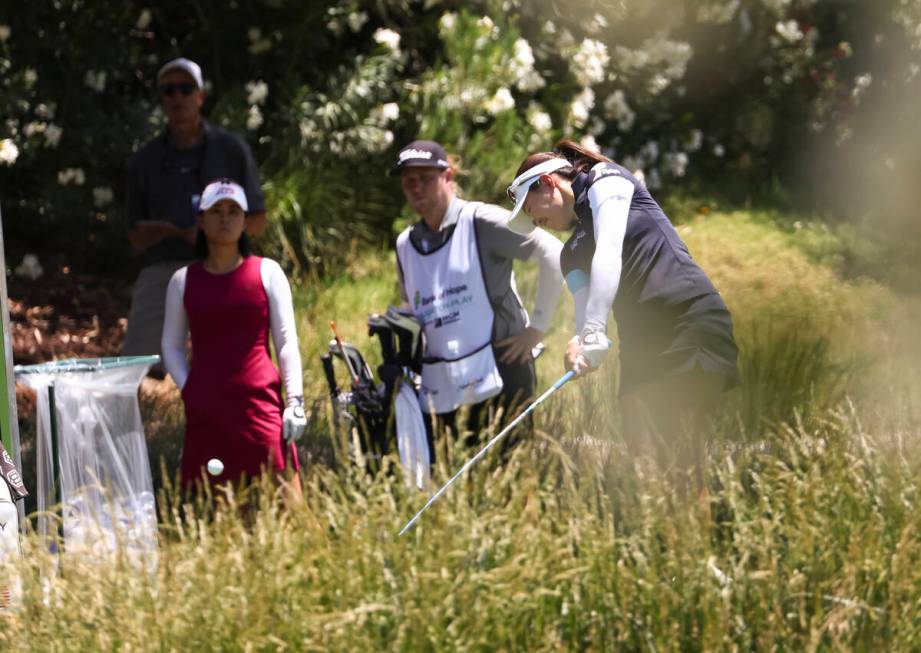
left=321, top=306, right=429, bottom=486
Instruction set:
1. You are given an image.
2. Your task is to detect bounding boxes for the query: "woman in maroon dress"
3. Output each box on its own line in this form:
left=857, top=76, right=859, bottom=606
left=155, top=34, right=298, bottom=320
left=161, top=179, right=306, bottom=491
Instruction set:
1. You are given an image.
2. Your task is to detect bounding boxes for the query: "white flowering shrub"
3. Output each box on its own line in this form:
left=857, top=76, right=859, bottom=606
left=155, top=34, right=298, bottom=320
left=0, top=1, right=918, bottom=274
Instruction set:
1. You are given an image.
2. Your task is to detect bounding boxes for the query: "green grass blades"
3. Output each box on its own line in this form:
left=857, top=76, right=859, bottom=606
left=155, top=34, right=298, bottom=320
left=5, top=207, right=921, bottom=650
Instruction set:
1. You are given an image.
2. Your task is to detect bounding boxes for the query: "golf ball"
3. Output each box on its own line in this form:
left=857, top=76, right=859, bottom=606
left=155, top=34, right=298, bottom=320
left=206, top=458, right=224, bottom=476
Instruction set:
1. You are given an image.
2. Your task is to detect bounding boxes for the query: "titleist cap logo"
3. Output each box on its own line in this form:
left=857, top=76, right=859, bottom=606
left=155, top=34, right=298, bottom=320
left=399, top=148, right=433, bottom=162
left=389, top=139, right=450, bottom=176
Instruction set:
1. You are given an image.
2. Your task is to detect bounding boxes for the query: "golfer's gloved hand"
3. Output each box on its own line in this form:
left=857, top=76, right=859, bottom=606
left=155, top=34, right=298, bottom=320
left=283, top=397, right=308, bottom=444
left=579, top=328, right=611, bottom=369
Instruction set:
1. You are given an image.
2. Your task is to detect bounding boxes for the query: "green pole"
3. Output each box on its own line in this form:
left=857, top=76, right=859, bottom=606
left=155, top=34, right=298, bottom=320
left=0, top=206, right=20, bottom=473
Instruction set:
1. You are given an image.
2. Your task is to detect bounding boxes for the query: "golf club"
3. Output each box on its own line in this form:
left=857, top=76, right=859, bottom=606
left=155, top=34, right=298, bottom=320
left=398, top=369, right=576, bottom=536
left=329, top=320, right=360, bottom=386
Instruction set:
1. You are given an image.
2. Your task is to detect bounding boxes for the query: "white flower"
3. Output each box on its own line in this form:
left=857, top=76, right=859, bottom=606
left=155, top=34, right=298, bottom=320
left=0, top=25, right=9, bottom=42
left=35, top=103, right=54, bottom=119
left=510, top=38, right=545, bottom=92
left=247, top=27, right=273, bottom=54
left=15, top=254, right=42, bottom=280
left=569, top=87, right=594, bottom=128
left=24, top=121, right=44, bottom=137
left=616, top=34, right=691, bottom=81
left=84, top=70, right=107, bottom=92
left=347, top=11, right=368, bottom=32
left=646, top=168, right=662, bottom=190
left=23, top=68, right=37, bottom=87
left=478, top=16, right=495, bottom=31
left=374, top=102, right=400, bottom=123
left=484, top=87, right=515, bottom=115
left=851, top=73, right=872, bottom=103
left=662, top=151, right=689, bottom=177
left=603, top=90, right=635, bottom=131
left=57, top=168, right=85, bottom=185
left=697, top=1, right=739, bottom=24
left=633, top=168, right=646, bottom=187
left=775, top=20, right=803, bottom=43
left=136, top=9, right=152, bottom=30
left=93, top=186, right=114, bottom=208
left=580, top=134, right=599, bottom=152
left=373, top=28, right=401, bottom=52
left=0, top=139, right=18, bottom=165
left=246, top=80, right=268, bottom=106
left=246, top=105, right=263, bottom=130
left=713, top=143, right=725, bottom=157
left=572, top=39, right=609, bottom=87
left=327, top=19, right=344, bottom=36
left=439, top=12, right=457, bottom=34
left=686, top=129, right=703, bottom=152
left=527, top=104, right=552, bottom=133
left=588, top=13, right=608, bottom=33
left=648, top=73, right=670, bottom=95
left=640, top=140, right=660, bottom=163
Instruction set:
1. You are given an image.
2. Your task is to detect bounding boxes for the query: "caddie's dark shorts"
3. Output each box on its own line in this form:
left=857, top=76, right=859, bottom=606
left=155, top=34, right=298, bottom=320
left=618, top=292, right=739, bottom=396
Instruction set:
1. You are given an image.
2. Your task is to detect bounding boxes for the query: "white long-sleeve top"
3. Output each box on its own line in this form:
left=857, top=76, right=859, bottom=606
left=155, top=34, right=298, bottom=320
left=572, top=171, right=635, bottom=335
left=161, top=258, right=303, bottom=404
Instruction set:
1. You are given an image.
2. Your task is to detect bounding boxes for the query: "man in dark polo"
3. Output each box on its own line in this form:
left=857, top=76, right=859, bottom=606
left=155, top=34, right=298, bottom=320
left=123, top=57, right=266, bottom=373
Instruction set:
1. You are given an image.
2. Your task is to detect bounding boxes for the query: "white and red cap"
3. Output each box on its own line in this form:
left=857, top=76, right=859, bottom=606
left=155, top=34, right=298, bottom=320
left=505, top=158, right=570, bottom=235
left=199, top=179, right=248, bottom=212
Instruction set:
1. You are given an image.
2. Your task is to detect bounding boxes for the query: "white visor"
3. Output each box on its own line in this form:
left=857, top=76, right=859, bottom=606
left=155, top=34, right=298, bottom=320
left=199, top=180, right=249, bottom=212
left=505, top=158, right=570, bottom=235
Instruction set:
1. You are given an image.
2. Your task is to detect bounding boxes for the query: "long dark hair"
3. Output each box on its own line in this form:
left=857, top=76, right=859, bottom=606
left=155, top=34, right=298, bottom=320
left=514, top=138, right=614, bottom=180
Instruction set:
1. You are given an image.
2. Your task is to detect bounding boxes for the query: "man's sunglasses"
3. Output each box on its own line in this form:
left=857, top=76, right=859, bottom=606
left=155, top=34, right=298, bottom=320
left=159, top=82, right=197, bottom=97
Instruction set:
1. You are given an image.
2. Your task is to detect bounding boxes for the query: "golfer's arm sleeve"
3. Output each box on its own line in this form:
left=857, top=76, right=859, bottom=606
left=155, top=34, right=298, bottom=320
left=161, top=269, right=190, bottom=390
left=526, top=229, right=564, bottom=333
left=572, top=286, right=589, bottom=335
left=584, top=176, right=633, bottom=333
left=263, top=259, right=304, bottom=403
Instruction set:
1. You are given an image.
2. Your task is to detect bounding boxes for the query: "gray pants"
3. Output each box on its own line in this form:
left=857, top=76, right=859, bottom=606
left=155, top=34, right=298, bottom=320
left=121, top=261, right=189, bottom=363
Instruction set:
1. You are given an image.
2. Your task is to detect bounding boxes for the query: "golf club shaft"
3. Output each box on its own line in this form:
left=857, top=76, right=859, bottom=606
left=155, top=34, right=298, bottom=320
left=398, top=370, right=575, bottom=536
left=329, top=320, right=360, bottom=385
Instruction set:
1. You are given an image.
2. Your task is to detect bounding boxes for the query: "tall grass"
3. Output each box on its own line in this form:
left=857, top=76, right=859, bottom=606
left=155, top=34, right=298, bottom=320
left=4, top=208, right=921, bottom=650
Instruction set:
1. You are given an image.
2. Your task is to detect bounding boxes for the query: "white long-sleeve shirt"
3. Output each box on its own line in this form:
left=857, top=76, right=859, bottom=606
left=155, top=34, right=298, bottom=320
left=161, top=258, right=303, bottom=404
left=572, top=172, right=635, bottom=335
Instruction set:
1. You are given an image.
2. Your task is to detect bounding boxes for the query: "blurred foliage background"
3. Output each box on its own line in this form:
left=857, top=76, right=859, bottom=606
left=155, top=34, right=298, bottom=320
left=0, top=0, right=919, bottom=286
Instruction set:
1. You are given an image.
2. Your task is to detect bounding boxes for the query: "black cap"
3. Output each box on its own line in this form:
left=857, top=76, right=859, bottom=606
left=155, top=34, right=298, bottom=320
left=388, top=140, right=450, bottom=176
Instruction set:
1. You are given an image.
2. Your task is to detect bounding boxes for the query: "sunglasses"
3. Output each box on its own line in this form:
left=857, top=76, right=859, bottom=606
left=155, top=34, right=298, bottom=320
left=159, top=82, right=197, bottom=97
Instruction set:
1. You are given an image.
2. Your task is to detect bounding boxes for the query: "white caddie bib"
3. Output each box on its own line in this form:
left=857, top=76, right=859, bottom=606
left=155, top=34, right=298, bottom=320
left=396, top=202, right=503, bottom=414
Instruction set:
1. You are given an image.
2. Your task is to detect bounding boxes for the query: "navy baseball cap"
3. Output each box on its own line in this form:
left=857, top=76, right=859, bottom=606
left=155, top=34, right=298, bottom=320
left=388, top=140, right=450, bottom=176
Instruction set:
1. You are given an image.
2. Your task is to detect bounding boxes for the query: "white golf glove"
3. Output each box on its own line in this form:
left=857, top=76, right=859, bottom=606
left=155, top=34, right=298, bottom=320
left=283, top=397, right=308, bottom=444
left=579, top=328, right=612, bottom=369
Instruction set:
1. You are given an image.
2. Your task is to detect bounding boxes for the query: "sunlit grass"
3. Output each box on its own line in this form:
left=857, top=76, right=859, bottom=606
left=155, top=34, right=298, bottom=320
left=4, top=207, right=921, bottom=650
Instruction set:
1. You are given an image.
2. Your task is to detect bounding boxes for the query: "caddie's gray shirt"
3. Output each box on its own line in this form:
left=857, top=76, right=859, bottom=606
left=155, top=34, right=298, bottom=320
left=126, top=119, right=265, bottom=267
left=397, top=195, right=561, bottom=341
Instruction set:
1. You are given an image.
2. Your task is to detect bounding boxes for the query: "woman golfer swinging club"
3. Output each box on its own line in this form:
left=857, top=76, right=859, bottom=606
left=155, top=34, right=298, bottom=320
left=505, top=139, right=739, bottom=501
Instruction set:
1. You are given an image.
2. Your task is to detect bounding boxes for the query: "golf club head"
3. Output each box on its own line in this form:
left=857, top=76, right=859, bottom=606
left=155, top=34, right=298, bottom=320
left=327, top=339, right=375, bottom=386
